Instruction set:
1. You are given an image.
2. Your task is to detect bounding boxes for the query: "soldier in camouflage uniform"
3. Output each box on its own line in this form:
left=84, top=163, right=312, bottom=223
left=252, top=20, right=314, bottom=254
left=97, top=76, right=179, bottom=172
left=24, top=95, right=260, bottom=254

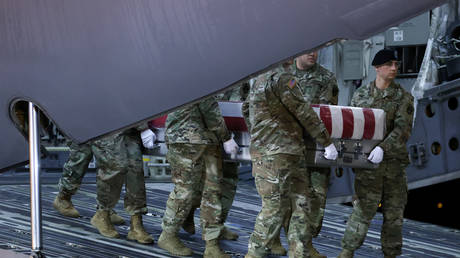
left=245, top=68, right=338, bottom=258
left=289, top=52, right=339, bottom=258
left=268, top=55, right=339, bottom=257
left=182, top=82, right=251, bottom=241
left=158, top=96, right=238, bottom=258
left=252, top=62, right=297, bottom=257
left=338, top=49, right=414, bottom=258
left=90, top=127, right=155, bottom=244
left=52, top=142, right=125, bottom=225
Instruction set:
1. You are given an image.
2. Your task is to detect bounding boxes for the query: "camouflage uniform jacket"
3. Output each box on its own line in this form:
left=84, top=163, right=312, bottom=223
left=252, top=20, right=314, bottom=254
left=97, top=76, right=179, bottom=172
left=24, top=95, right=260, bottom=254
left=165, top=96, right=231, bottom=145
left=351, top=80, right=414, bottom=164
left=248, top=71, right=332, bottom=157
left=292, top=62, right=339, bottom=105
left=243, top=64, right=290, bottom=132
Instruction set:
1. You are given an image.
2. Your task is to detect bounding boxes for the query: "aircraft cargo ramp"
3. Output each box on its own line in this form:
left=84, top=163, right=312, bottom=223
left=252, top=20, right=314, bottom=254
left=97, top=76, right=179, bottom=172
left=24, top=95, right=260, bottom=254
left=0, top=180, right=459, bottom=257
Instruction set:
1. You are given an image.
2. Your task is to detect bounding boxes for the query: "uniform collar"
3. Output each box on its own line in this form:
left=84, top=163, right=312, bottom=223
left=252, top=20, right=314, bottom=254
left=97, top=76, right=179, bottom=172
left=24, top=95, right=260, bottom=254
left=370, top=80, right=398, bottom=98
left=293, top=61, right=318, bottom=77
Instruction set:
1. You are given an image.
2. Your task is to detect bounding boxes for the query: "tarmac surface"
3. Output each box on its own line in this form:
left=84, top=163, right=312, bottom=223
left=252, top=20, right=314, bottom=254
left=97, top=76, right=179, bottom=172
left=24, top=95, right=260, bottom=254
left=0, top=180, right=459, bottom=257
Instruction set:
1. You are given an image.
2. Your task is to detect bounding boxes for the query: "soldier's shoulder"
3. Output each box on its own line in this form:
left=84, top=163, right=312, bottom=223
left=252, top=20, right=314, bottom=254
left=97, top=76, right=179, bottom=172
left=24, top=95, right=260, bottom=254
left=255, top=70, right=276, bottom=83
left=350, top=84, right=369, bottom=103
left=256, top=70, right=288, bottom=89
left=274, top=71, right=295, bottom=84
left=354, top=83, right=369, bottom=95
left=391, top=83, right=415, bottom=116
left=402, top=89, right=414, bottom=101
left=273, top=72, right=299, bottom=93
left=393, top=82, right=414, bottom=102
left=316, top=64, right=336, bottom=79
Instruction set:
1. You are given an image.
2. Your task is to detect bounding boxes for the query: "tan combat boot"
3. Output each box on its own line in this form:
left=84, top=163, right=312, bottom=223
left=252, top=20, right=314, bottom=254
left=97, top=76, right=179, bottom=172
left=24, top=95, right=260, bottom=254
left=53, top=191, right=79, bottom=218
left=109, top=210, right=125, bottom=225
left=127, top=214, right=154, bottom=244
left=244, top=254, right=258, bottom=258
left=337, top=248, right=354, bottom=258
left=203, top=239, right=230, bottom=258
left=219, top=226, right=239, bottom=240
left=90, top=210, right=120, bottom=238
left=157, top=231, right=193, bottom=256
left=307, top=240, right=326, bottom=258
left=270, top=236, right=287, bottom=256
left=182, top=209, right=195, bottom=234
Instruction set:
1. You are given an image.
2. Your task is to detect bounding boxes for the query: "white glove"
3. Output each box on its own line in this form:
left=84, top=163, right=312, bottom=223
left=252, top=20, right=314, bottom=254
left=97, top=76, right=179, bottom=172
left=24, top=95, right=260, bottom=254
left=223, top=138, right=239, bottom=155
left=140, top=129, right=156, bottom=149
left=324, top=143, right=338, bottom=160
left=368, top=146, right=384, bottom=164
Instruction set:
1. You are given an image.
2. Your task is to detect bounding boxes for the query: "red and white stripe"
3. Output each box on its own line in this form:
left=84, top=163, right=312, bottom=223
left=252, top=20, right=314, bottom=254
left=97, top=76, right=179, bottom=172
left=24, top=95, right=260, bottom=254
left=311, top=104, right=385, bottom=140
left=150, top=102, right=385, bottom=141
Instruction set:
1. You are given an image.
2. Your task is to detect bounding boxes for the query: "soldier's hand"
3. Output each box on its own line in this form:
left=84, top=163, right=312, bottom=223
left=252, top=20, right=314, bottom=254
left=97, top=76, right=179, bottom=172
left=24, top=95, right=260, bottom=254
left=324, top=143, right=338, bottom=160
left=141, top=129, right=156, bottom=149
left=368, top=146, right=384, bottom=164
left=223, top=138, right=239, bottom=155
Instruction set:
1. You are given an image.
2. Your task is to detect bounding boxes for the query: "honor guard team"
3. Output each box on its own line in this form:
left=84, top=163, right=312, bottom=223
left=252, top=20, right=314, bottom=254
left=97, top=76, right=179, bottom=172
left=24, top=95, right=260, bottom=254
left=52, top=49, right=413, bottom=258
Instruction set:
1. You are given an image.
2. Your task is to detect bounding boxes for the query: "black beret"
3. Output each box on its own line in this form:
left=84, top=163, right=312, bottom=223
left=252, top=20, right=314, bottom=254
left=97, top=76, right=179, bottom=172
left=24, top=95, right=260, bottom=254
left=372, top=49, right=397, bottom=66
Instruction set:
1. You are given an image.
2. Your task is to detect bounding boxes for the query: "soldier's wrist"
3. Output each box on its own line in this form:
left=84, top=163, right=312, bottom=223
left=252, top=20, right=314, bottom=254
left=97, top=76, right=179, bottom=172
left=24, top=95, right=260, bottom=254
left=377, top=144, right=386, bottom=153
left=222, top=133, right=232, bottom=142
left=322, top=138, right=333, bottom=148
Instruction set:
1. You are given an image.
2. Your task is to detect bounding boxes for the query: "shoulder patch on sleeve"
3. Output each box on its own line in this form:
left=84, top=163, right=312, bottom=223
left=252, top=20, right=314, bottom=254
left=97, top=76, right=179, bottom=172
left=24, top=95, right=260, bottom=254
left=287, top=78, right=297, bottom=89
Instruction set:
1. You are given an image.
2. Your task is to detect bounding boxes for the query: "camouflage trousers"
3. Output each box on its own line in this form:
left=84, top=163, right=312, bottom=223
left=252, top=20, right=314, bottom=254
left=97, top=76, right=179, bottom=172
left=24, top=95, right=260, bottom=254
left=341, top=160, right=408, bottom=256
left=247, top=154, right=311, bottom=258
left=91, top=130, right=148, bottom=215
left=278, top=166, right=330, bottom=241
left=188, top=161, right=238, bottom=223
left=58, top=141, right=93, bottom=195
left=306, top=166, right=330, bottom=238
left=162, top=143, right=224, bottom=240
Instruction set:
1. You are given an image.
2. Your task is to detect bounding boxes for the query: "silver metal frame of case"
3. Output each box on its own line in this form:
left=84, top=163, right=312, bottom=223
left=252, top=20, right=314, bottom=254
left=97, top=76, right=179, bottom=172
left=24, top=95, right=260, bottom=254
left=306, top=139, right=380, bottom=169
